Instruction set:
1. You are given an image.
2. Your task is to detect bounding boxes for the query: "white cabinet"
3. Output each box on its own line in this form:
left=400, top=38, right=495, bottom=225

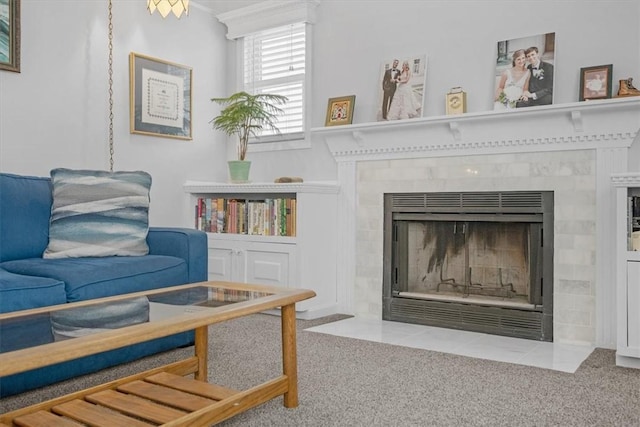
left=612, top=174, right=640, bottom=368
left=627, top=260, right=640, bottom=352
left=184, top=181, right=340, bottom=318
left=208, top=235, right=294, bottom=287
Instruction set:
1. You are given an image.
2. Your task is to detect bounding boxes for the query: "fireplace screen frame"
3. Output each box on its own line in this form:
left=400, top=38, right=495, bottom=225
left=382, top=191, right=554, bottom=341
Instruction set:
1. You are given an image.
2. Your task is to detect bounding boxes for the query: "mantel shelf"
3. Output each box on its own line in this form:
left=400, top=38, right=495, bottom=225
left=312, top=97, right=640, bottom=162
left=311, top=97, right=640, bottom=137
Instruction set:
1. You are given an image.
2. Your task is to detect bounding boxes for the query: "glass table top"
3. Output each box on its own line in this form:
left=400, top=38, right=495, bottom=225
left=0, top=284, right=276, bottom=354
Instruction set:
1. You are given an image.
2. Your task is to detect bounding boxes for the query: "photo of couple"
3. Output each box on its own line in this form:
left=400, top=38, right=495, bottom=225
left=378, top=55, right=427, bottom=121
left=493, top=33, right=555, bottom=110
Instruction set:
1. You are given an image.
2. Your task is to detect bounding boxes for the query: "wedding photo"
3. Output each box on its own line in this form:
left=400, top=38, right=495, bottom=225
left=493, top=32, right=555, bottom=110
left=377, top=54, right=427, bottom=121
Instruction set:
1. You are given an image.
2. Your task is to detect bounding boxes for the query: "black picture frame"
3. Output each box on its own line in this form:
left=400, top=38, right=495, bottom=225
left=579, top=64, right=613, bottom=101
left=0, top=0, right=20, bottom=73
left=129, top=52, right=192, bottom=140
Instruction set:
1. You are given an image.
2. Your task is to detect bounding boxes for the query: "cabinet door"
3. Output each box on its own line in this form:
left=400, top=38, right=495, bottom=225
left=208, top=247, right=234, bottom=281
left=242, top=247, right=292, bottom=287
left=628, top=261, right=640, bottom=351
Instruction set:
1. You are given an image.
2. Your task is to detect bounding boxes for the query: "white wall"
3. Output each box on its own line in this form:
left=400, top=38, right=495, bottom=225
left=2, top=1, right=639, bottom=227
left=0, top=0, right=229, bottom=227
left=241, top=0, right=640, bottom=180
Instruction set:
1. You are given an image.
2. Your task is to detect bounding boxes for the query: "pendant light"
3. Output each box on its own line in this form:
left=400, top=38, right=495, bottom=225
left=147, top=0, right=189, bottom=18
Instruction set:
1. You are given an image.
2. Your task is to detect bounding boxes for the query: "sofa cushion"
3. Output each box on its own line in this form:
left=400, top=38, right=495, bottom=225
left=0, top=255, right=187, bottom=302
left=0, top=268, right=66, bottom=313
left=43, top=169, right=152, bottom=259
left=0, top=173, right=52, bottom=262
left=0, top=268, right=66, bottom=353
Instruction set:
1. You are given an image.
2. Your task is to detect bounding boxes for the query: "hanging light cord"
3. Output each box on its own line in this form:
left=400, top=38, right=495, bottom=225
left=107, top=0, right=115, bottom=172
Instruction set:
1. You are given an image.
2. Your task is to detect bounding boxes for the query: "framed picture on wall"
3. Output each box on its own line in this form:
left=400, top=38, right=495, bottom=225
left=493, top=32, right=555, bottom=110
left=129, top=52, right=192, bottom=140
left=0, top=0, right=20, bottom=73
left=579, top=64, right=613, bottom=101
left=377, top=54, right=427, bottom=121
left=325, top=95, right=356, bottom=126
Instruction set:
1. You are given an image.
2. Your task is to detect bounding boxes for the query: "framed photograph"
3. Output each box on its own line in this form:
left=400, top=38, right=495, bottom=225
left=579, top=64, right=613, bottom=101
left=493, top=32, right=555, bottom=110
left=325, top=95, right=356, bottom=126
left=129, top=52, right=192, bottom=140
left=0, top=0, right=20, bottom=73
left=377, top=54, right=427, bottom=121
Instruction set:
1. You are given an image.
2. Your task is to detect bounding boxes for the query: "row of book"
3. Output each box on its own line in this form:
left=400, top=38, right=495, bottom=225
left=195, top=197, right=297, bottom=236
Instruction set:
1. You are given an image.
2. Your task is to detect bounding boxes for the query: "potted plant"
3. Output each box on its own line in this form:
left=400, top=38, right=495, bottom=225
left=210, top=91, right=288, bottom=183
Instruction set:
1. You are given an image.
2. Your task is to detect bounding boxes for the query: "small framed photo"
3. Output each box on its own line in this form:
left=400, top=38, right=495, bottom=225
left=0, top=0, right=21, bottom=73
left=129, top=52, right=192, bottom=140
left=579, top=64, right=612, bottom=101
left=325, top=95, right=356, bottom=126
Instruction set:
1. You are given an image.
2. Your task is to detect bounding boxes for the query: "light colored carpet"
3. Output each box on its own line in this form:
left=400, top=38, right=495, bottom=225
left=1, top=313, right=639, bottom=426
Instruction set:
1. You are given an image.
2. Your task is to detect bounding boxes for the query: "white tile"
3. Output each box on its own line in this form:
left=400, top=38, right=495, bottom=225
left=306, top=317, right=593, bottom=373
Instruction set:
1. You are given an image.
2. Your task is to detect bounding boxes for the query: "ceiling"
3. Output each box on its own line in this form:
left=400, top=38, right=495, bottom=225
left=194, top=0, right=263, bottom=15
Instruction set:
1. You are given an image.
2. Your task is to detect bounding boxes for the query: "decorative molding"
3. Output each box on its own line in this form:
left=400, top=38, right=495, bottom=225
left=183, top=180, right=339, bottom=194
left=314, top=97, right=640, bottom=162
left=216, top=0, right=320, bottom=40
left=449, top=122, right=461, bottom=141
left=611, top=173, right=640, bottom=187
left=325, top=132, right=637, bottom=162
left=571, top=110, right=583, bottom=132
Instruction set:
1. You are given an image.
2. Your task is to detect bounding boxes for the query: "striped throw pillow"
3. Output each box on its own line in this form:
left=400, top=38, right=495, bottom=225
left=43, top=169, right=151, bottom=259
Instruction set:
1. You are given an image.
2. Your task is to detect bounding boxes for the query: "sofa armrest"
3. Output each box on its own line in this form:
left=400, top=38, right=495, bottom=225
left=147, top=227, right=208, bottom=283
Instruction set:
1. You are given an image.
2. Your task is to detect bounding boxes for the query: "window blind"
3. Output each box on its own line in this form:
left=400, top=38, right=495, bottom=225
left=243, top=23, right=306, bottom=139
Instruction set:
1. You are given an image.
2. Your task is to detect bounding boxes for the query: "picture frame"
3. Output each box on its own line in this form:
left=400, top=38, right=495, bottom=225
left=579, top=64, right=613, bottom=101
left=129, top=52, right=192, bottom=140
left=493, top=32, right=555, bottom=110
left=0, top=0, right=20, bottom=73
left=325, top=95, right=356, bottom=126
left=377, top=55, right=427, bottom=121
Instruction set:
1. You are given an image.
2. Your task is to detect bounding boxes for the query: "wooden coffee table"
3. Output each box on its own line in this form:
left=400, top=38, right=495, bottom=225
left=0, top=281, right=315, bottom=426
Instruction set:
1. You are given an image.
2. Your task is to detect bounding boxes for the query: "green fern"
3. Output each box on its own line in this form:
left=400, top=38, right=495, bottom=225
left=210, top=92, right=288, bottom=161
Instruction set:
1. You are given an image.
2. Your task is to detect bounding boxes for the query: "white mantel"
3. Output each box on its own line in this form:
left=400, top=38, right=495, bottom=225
left=315, top=97, right=640, bottom=161
left=312, top=97, right=640, bottom=347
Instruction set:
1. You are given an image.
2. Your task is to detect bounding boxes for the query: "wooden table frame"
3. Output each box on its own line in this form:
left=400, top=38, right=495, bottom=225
left=0, top=281, right=315, bottom=426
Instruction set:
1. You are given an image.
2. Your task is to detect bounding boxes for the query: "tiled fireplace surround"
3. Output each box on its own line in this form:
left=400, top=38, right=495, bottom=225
left=315, top=98, right=640, bottom=347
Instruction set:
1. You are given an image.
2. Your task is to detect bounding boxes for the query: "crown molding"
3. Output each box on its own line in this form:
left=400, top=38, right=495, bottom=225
left=216, top=0, right=320, bottom=40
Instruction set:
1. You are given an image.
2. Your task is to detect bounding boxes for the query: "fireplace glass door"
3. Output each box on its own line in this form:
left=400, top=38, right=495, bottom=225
left=394, top=220, right=542, bottom=308
left=383, top=191, right=553, bottom=341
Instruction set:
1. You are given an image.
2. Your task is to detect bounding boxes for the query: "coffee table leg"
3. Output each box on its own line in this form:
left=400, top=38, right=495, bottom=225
left=195, top=325, right=208, bottom=381
left=281, top=303, right=298, bottom=408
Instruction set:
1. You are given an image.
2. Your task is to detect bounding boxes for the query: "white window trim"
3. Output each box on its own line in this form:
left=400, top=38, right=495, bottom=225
left=216, top=1, right=320, bottom=40
left=217, top=1, right=319, bottom=154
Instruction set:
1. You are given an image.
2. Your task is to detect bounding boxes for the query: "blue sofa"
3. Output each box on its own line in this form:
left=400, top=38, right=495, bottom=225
left=0, top=172, right=208, bottom=397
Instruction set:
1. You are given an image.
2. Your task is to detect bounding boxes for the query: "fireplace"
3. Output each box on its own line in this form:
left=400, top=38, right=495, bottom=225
left=383, top=191, right=554, bottom=341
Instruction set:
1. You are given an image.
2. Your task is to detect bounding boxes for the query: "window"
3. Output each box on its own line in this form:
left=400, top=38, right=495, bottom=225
left=242, top=23, right=307, bottom=144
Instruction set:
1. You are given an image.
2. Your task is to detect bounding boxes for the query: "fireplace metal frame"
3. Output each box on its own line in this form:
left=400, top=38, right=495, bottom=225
left=383, top=191, right=554, bottom=341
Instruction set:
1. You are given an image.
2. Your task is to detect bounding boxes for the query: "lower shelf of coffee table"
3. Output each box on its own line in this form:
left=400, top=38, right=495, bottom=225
left=2, top=358, right=290, bottom=427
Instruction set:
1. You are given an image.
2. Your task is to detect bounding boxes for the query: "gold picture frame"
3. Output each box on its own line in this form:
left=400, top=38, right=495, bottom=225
left=0, top=0, right=20, bottom=73
left=325, top=95, right=355, bottom=126
left=129, top=52, right=192, bottom=140
left=579, top=64, right=612, bottom=101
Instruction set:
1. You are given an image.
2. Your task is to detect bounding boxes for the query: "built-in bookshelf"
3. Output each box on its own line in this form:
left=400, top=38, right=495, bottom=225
left=195, top=197, right=297, bottom=236
left=183, top=181, right=341, bottom=319
left=628, top=192, right=640, bottom=251
left=612, top=173, right=640, bottom=369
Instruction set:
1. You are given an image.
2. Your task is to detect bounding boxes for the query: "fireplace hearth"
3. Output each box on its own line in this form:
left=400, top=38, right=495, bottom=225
left=383, top=191, right=554, bottom=341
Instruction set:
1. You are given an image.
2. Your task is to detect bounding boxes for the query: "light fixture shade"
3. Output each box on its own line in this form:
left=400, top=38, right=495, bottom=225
left=147, top=0, right=189, bottom=18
